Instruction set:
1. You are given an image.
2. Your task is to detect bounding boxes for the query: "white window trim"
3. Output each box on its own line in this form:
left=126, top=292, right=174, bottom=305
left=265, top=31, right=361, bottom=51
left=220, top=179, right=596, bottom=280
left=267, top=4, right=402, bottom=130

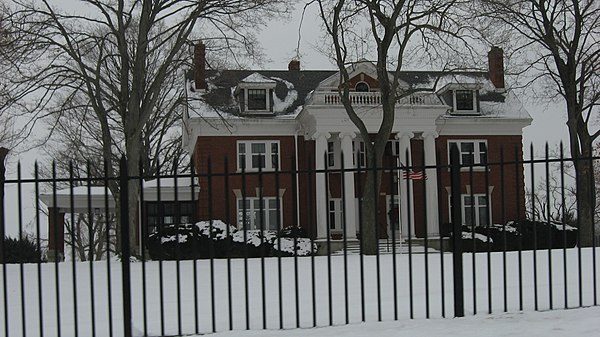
left=245, top=88, right=270, bottom=112
left=329, top=198, right=343, bottom=231
left=237, top=140, right=280, bottom=172
left=327, top=140, right=338, bottom=168
left=453, top=89, right=478, bottom=114
left=447, top=140, right=487, bottom=170
left=352, top=140, right=366, bottom=168
left=237, top=197, right=282, bottom=230
left=461, top=194, right=491, bottom=227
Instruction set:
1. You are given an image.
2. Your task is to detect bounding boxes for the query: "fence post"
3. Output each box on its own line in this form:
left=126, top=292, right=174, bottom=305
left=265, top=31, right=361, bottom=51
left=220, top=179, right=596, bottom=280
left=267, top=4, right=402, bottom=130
left=0, top=147, right=8, bottom=264
left=119, top=156, right=132, bottom=337
left=450, top=143, right=464, bottom=317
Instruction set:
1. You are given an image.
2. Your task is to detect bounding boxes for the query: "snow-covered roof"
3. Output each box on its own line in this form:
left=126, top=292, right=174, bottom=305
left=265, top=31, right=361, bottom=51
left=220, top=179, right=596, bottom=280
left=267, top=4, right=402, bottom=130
left=240, top=72, right=276, bottom=84
left=184, top=64, right=530, bottom=121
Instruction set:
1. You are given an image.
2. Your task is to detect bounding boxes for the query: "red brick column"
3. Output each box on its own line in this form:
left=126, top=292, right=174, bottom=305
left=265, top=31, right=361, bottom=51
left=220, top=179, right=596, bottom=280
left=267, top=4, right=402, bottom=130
left=47, top=207, right=65, bottom=262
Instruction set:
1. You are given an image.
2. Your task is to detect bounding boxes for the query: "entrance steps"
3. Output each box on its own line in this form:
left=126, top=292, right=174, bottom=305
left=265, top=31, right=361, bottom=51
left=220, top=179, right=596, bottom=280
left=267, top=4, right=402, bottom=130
left=327, top=238, right=445, bottom=255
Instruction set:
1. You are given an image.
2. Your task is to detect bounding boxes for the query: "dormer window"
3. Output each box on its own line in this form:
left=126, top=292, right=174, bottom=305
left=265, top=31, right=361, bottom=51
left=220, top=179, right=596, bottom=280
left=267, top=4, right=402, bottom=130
left=236, top=73, right=276, bottom=114
left=437, top=83, right=480, bottom=115
left=355, top=81, right=370, bottom=92
left=455, top=90, right=475, bottom=111
left=247, top=89, right=267, bottom=110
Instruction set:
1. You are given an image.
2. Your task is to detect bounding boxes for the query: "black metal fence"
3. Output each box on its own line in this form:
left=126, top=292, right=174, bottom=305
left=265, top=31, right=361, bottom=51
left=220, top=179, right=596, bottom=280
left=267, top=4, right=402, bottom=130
left=0, top=144, right=598, bottom=337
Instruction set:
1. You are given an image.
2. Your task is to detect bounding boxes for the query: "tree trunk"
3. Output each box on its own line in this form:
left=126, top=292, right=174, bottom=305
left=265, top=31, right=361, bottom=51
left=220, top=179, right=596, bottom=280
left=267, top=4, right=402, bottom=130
left=360, top=150, right=385, bottom=255
left=573, top=140, right=595, bottom=247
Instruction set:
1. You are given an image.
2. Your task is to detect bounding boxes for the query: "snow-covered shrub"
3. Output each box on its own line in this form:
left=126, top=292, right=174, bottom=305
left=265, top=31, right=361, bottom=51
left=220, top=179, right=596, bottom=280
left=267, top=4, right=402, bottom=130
left=272, top=237, right=316, bottom=257
left=458, top=230, right=494, bottom=252
left=278, top=225, right=309, bottom=238
left=230, top=230, right=277, bottom=258
left=2, top=236, right=43, bottom=264
left=148, top=224, right=202, bottom=260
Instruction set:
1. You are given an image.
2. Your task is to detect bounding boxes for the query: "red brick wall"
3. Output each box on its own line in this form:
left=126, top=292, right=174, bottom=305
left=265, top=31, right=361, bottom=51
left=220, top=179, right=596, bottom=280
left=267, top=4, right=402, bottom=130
left=194, top=136, right=317, bottom=235
left=436, top=135, right=527, bottom=226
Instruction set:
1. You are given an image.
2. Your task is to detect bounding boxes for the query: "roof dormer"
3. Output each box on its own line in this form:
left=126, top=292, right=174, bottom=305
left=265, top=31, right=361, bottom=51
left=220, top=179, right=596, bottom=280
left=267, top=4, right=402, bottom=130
left=235, top=73, right=277, bottom=114
left=437, top=83, right=481, bottom=115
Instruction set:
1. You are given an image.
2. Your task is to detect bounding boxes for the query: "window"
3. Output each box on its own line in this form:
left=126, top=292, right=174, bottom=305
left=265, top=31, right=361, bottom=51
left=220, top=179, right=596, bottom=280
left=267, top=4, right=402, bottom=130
left=352, top=141, right=366, bottom=168
left=329, top=199, right=343, bottom=230
left=327, top=141, right=336, bottom=167
left=355, top=81, right=370, bottom=92
left=247, top=89, right=267, bottom=110
left=237, top=197, right=280, bottom=230
left=455, top=90, right=475, bottom=111
left=145, top=201, right=195, bottom=234
left=237, top=140, right=279, bottom=171
left=448, top=140, right=487, bottom=166
left=462, top=194, right=489, bottom=227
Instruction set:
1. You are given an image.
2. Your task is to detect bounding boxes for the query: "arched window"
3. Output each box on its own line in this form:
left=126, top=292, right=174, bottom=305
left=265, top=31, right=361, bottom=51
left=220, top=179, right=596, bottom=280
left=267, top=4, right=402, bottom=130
left=355, top=81, right=369, bottom=92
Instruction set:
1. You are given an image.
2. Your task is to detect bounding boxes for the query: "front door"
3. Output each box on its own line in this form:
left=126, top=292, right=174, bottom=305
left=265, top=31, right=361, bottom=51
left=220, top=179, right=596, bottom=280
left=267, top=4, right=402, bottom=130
left=386, top=195, right=401, bottom=240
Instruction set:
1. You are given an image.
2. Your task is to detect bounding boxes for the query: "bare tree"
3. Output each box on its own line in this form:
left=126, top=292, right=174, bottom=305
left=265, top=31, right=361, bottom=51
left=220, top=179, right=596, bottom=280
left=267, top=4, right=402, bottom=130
left=8, top=0, right=288, bottom=254
left=316, top=0, right=468, bottom=254
left=477, top=1, right=600, bottom=246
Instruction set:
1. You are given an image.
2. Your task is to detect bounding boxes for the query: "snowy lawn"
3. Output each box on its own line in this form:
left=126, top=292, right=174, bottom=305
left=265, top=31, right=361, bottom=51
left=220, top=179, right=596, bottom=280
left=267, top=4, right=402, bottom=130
left=205, top=306, right=600, bottom=337
left=1, top=247, right=598, bottom=337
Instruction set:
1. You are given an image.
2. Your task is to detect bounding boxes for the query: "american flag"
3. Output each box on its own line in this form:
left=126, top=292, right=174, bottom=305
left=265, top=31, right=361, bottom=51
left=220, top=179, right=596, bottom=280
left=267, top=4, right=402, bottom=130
left=401, top=169, right=427, bottom=180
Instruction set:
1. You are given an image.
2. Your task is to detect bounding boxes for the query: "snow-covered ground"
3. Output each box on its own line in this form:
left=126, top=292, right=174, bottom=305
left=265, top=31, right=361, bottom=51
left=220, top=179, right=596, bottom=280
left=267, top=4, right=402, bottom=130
left=1, top=247, right=598, bottom=337
left=207, top=306, right=600, bottom=337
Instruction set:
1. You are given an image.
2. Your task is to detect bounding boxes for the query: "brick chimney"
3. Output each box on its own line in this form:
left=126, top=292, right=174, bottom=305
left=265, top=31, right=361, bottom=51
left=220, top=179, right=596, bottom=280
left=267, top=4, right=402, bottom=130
left=488, top=46, right=505, bottom=89
left=288, top=59, right=300, bottom=71
left=194, top=42, right=207, bottom=90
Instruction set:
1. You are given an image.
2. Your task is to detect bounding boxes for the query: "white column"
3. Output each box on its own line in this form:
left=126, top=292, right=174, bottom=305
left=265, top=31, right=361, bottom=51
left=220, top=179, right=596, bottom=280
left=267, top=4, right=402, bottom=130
left=314, top=132, right=331, bottom=239
left=340, top=132, right=357, bottom=240
left=397, top=132, right=414, bottom=238
left=423, top=131, right=440, bottom=237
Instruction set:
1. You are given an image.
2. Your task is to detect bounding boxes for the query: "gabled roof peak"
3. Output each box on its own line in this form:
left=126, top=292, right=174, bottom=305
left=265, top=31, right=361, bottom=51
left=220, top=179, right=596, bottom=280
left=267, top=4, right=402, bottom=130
left=240, top=72, right=276, bottom=84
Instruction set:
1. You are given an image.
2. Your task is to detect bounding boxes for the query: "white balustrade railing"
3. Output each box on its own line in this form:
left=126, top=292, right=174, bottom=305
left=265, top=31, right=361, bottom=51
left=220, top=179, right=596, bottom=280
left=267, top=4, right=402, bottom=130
left=317, top=91, right=441, bottom=106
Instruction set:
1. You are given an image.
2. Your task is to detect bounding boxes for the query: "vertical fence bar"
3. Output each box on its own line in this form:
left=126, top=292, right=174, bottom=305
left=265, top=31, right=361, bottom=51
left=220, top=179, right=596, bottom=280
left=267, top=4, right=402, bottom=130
left=291, top=158, right=300, bottom=328
left=207, top=158, right=216, bottom=333
left=373, top=154, right=382, bottom=323
left=468, top=156, right=476, bottom=315
left=119, top=157, right=132, bottom=337
left=357, top=160, right=365, bottom=323
left=450, top=143, right=464, bottom=317
left=156, top=166, right=165, bottom=336
left=545, top=144, right=553, bottom=310
left=17, top=163, right=27, bottom=337
left=86, top=162, right=97, bottom=337
left=307, top=156, right=317, bottom=328
left=0, top=149, right=6, bottom=337
left=69, top=162, right=80, bottom=337
left=422, top=146, right=430, bottom=319
left=276, top=159, right=283, bottom=329
left=589, top=144, right=597, bottom=306
left=324, top=152, right=333, bottom=326
left=388, top=156, right=398, bottom=321
left=223, top=157, right=232, bottom=331
left=341, top=153, right=349, bottom=325
left=103, top=160, right=114, bottom=337
left=515, top=146, right=523, bottom=311
left=437, top=149, right=446, bottom=318
left=173, top=167, right=183, bottom=336
left=241, top=163, right=250, bottom=330
left=34, top=163, right=45, bottom=337
left=500, top=147, right=507, bottom=312
left=530, top=144, right=539, bottom=311
left=52, top=162, right=62, bottom=337
left=484, top=146, right=492, bottom=314
left=405, top=149, right=414, bottom=319
left=559, top=144, right=568, bottom=309
left=137, top=161, right=147, bottom=337
left=257, top=164, right=266, bottom=330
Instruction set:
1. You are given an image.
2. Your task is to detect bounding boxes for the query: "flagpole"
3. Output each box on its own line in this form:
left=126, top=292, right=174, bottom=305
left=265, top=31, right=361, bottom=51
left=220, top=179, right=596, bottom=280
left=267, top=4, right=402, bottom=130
left=396, top=156, right=402, bottom=243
